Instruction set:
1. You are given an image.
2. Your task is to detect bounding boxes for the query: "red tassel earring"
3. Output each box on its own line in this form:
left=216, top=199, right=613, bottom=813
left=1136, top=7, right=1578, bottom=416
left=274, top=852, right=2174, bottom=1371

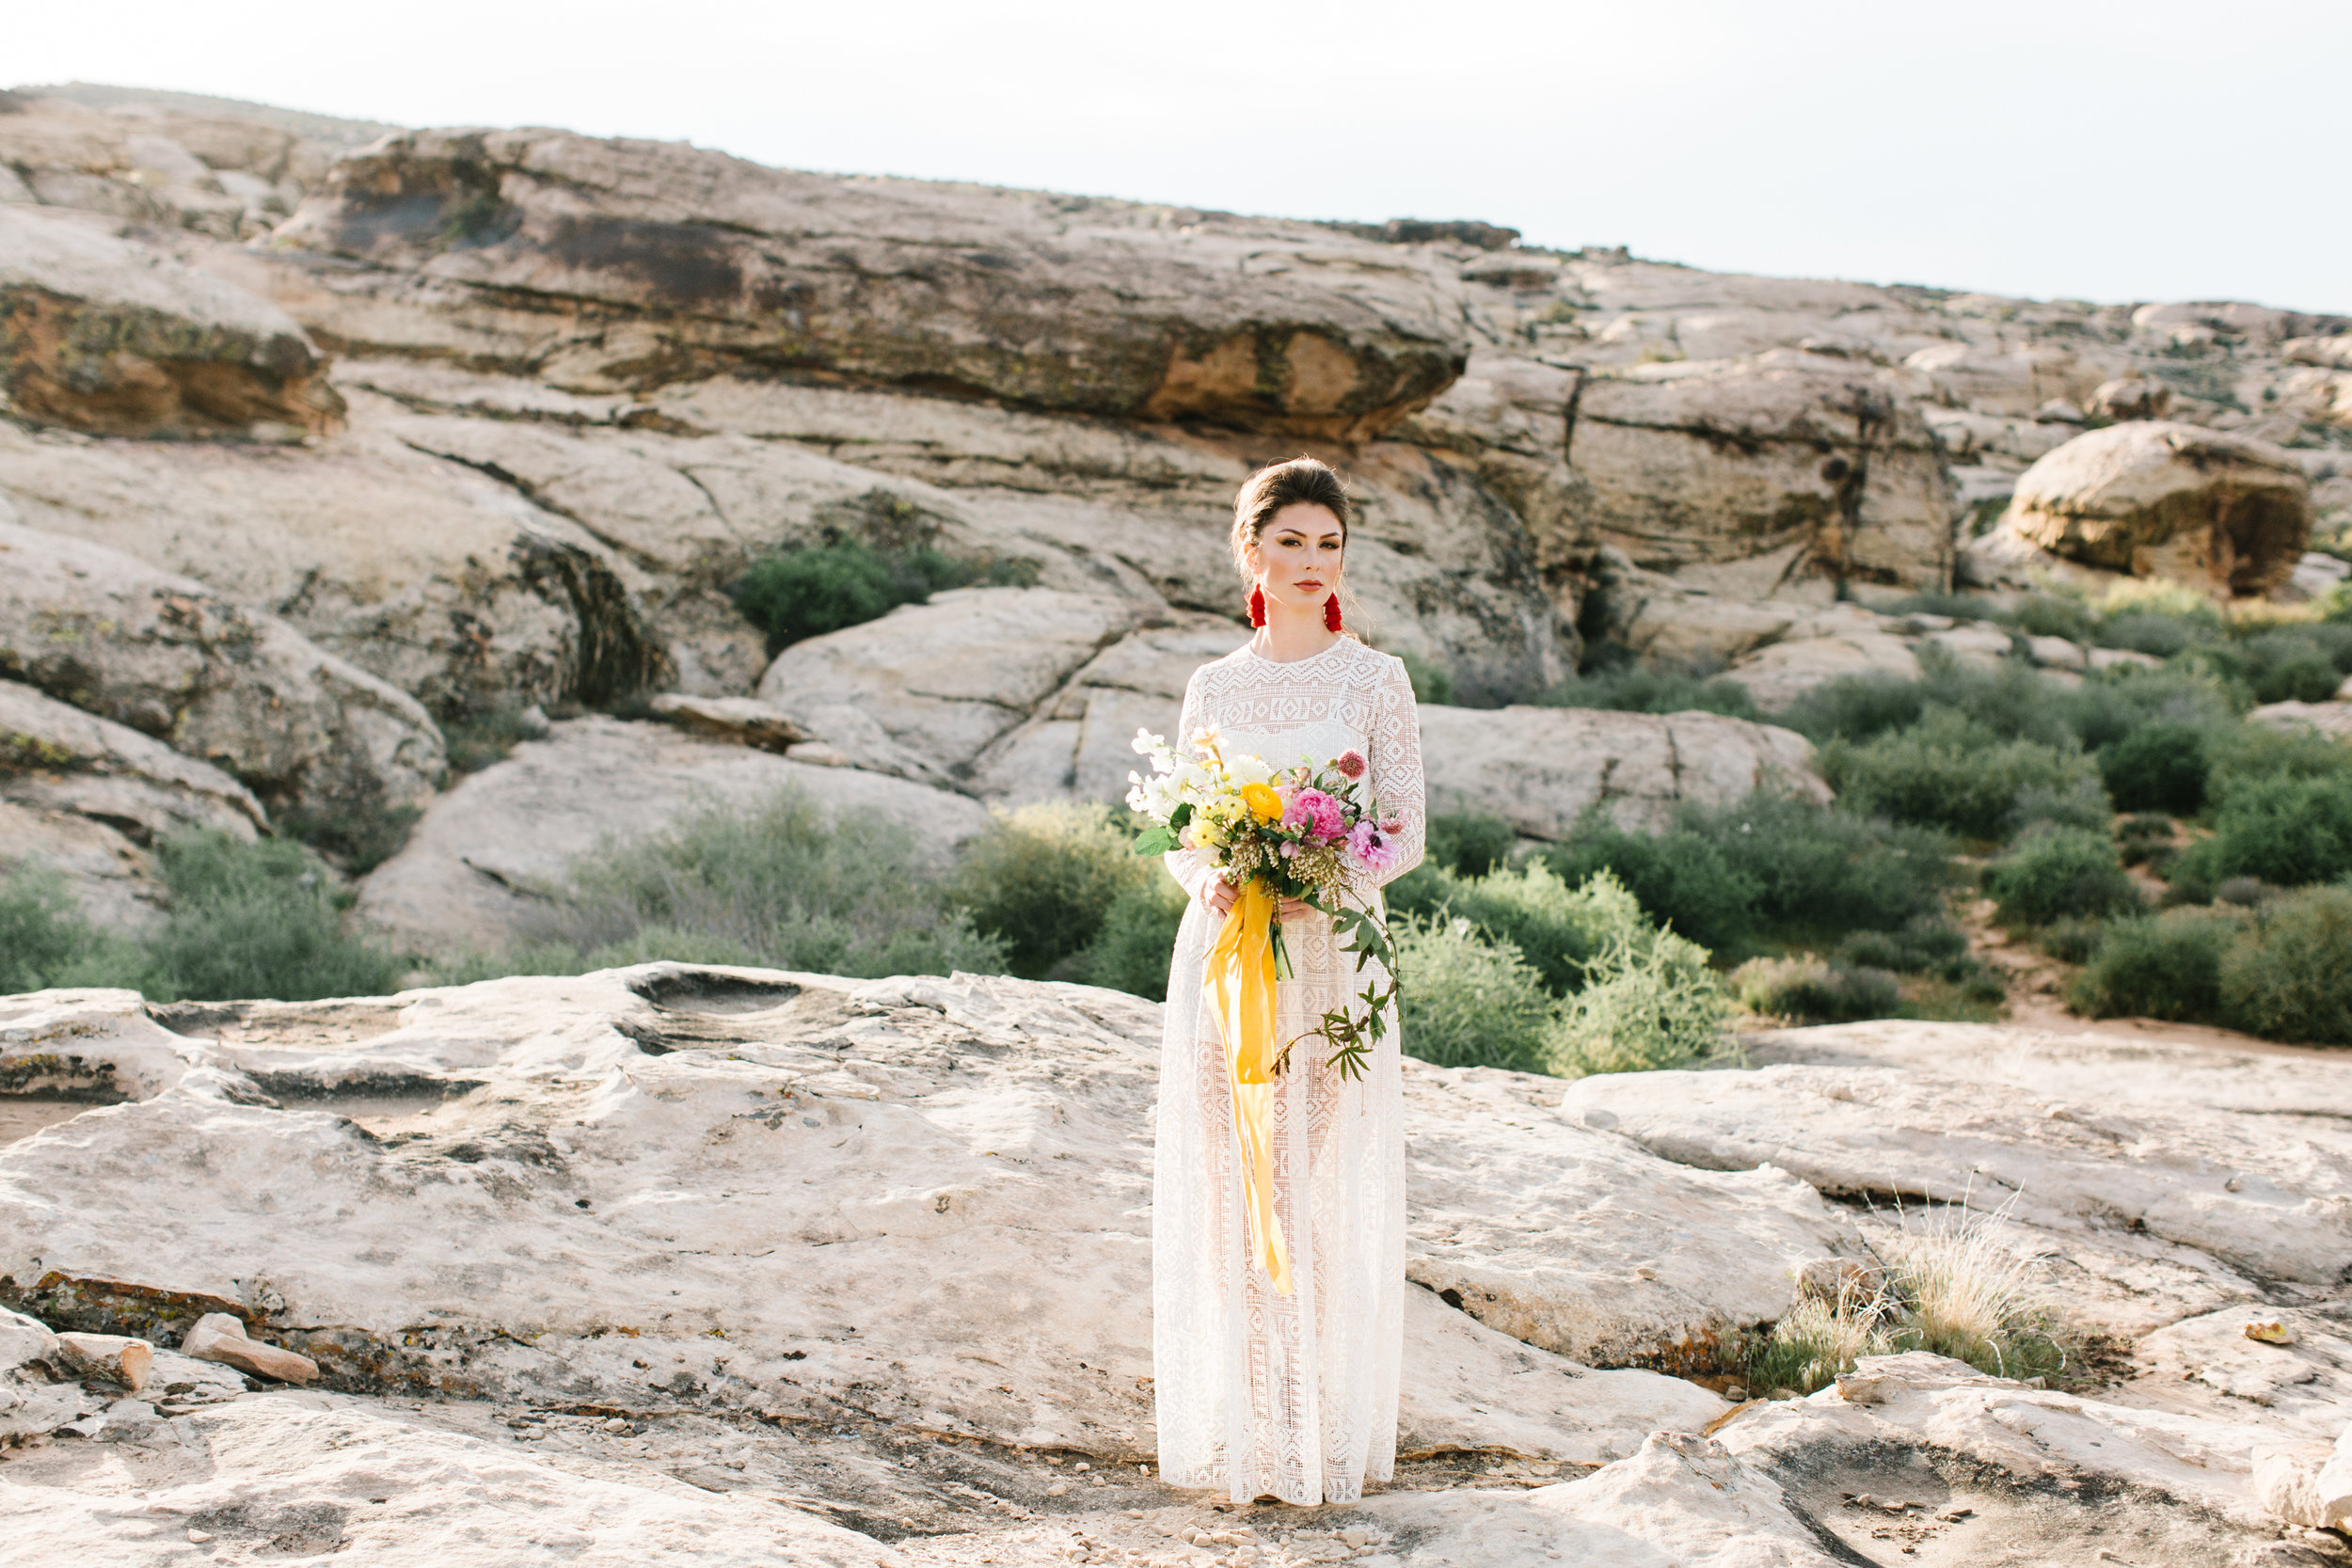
left=1324, top=594, right=1343, bottom=633
left=1248, top=585, right=1267, bottom=627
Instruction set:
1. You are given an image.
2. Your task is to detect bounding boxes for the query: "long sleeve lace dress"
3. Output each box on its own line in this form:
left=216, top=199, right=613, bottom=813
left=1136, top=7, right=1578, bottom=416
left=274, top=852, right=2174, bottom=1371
left=1151, top=637, right=1425, bottom=1507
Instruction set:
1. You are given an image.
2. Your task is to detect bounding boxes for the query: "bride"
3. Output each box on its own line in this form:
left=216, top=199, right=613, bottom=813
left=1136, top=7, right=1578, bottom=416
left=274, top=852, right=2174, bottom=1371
left=1152, top=456, right=1425, bottom=1506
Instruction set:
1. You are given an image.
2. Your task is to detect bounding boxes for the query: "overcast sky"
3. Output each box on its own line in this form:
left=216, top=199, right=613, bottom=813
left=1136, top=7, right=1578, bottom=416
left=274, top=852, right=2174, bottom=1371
left=15, top=0, right=2348, bottom=313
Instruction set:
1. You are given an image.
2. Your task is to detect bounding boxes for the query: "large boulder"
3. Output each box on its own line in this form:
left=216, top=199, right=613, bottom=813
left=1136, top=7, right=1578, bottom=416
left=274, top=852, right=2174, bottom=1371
left=268, top=129, right=1470, bottom=440
left=354, top=717, right=993, bottom=954
left=0, top=677, right=267, bottom=925
left=969, top=621, right=1245, bottom=804
left=0, top=519, right=442, bottom=821
left=758, top=589, right=1147, bottom=787
left=1418, top=705, right=1830, bottom=836
left=1568, top=352, right=1957, bottom=594
left=0, top=205, right=342, bottom=440
left=1994, top=421, right=2312, bottom=595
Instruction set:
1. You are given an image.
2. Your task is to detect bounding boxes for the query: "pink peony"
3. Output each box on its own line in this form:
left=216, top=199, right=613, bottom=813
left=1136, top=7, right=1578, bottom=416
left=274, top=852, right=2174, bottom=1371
left=1283, top=788, right=1346, bottom=842
left=1348, top=820, right=1399, bottom=876
left=1334, top=749, right=1368, bottom=780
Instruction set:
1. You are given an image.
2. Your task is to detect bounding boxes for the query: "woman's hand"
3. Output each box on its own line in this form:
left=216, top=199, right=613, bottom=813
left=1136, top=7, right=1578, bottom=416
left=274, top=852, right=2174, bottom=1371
left=1198, top=882, right=1314, bottom=924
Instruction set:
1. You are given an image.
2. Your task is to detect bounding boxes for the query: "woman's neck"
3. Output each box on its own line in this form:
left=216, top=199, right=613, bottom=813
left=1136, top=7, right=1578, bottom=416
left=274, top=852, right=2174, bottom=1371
left=1251, top=601, right=1341, bottom=664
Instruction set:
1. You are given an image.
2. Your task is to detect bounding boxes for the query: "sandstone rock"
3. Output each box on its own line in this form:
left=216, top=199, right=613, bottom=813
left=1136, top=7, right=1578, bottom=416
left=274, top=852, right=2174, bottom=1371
left=2003, top=421, right=2312, bottom=595
left=2089, top=376, right=2173, bottom=421
left=2249, top=701, right=2352, bottom=740
left=2282, top=550, right=2351, bottom=603
left=1901, top=341, right=2118, bottom=418
left=2320, top=1425, right=2352, bottom=1528
left=1585, top=546, right=1806, bottom=665
left=967, top=621, right=1243, bottom=805
left=0, top=974, right=1736, bottom=1466
left=1560, top=1064, right=2352, bottom=1286
left=182, top=1310, right=318, bottom=1384
left=0, top=677, right=267, bottom=843
left=1920, top=621, right=2014, bottom=669
left=1417, top=704, right=1830, bottom=836
left=0, top=205, right=341, bottom=439
left=1404, top=1064, right=1862, bottom=1367
left=272, top=129, right=1469, bottom=440
left=759, top=589, right=1144, bottom=787
left=2023, top=634, right=2088, bottom=671
left=51, top=1330, right=152, bottom=1389
left=0, top=1393, right=898, bottom=1566
left=2123, top=1307, right=2352, bottom=1442
left=1724, top=626, right=1922, bottom=711
left=1570, top=353, right=1956, bottom=592
left=355, top=718, right=992, bottom=954
left=0, top=521, right=443, bottom=818
left=2090, top=645, right=2165, bottom=672
left=646, top=693, right=807, bottom=752
left=0, top=1305, right=89, bottom=1441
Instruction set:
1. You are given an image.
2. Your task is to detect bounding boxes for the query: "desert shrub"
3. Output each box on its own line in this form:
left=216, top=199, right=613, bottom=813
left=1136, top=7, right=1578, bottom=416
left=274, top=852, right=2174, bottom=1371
left=1983, top=828, right=2145, bottom=928
left=1835, top=919, right=1966, bottom=976
left=1731, top=954, right=1901, bottom=1023
left=2008, top=775, right=2115, bottom=834
left=1391, top=915, right=1556, bottom=1073
left=2037, top=917, right=2106, bottom=965
left=1542, top=664, right=1758, bottom=720
left=1540, top=817, right=1760, bottom=955
left=0, top=865, right=106, bottom=992
left=731, top=539, right=1031, bottom=653
left=1747, top=1202, right=2070, bottom=1395
left=276, top=800, right=422, bottom=877
left=2098, top=721, right=2210, bottom=815
left=2068, top=908, right=2240, bottom=1022
left=1780, top=649, right=2074, bottom=749
left=2217, top=886, right=2352, bottom=1044
left=141, top=832, right=405, bottom=1003
left=1821, top=708, right=2106, bottom=840
left=515, top=786, right=1008, bottom=980
left=2203, top=721, right=2352, bottom=799
left=2005, top=593, right=2096, bottom=642
left=1547, top=925, right=1734, bottom=1077
left=946, top=802, right=1147, bottom=979
left=1678, top=793, right=1958, bottom=941
left=1079, top=875, right=1189, bottom=1001
left=2116, top=813, right=2178, bottom=867
left=440, top=700, right=549, bottom=776
left=2096, top=610, right=2207, bottom=659
left=1391, top=863, right=1663, bottom=996
left=1396, top=652, right=1455, bottom=707
left=2169, top=772, right=2352, bottom=890
left=1420, top=811, right=1518, bottom=879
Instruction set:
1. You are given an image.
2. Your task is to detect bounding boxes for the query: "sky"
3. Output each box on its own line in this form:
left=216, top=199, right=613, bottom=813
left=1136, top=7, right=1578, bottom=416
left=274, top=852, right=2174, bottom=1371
left=12, top=0, right=2349, bottom=313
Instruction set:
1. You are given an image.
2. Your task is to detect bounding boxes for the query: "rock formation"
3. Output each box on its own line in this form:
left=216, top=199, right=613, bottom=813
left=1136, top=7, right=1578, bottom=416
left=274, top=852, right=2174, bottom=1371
left=1971, top=420, right=2314, bottom=595
left=5, top=974, right=2350, bottom=1562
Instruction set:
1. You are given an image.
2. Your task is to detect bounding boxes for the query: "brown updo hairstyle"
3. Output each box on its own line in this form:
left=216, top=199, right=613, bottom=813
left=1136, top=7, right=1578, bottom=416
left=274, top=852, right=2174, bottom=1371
left=1230, top=456, right=1364, bottom=636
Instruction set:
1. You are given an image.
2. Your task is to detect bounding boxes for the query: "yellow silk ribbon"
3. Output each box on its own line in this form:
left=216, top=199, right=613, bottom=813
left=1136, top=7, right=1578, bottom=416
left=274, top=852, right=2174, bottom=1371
left=1205, top=879, right=1294, bottom=1295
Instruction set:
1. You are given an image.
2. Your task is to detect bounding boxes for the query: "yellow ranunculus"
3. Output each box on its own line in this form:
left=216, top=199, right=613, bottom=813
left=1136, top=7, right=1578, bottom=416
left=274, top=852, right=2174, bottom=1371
left=1242, top=782, right=1284, bottom=825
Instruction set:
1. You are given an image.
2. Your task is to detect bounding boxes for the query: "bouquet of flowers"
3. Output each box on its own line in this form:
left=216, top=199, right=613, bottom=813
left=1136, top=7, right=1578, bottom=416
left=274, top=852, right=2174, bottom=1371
left=1127, top=726, right=1405, bottom=1082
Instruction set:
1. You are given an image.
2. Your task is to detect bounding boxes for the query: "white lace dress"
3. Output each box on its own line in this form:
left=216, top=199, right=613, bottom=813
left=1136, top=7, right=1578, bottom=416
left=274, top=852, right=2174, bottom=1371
left=1152, top=637, right=1425, bottom=1506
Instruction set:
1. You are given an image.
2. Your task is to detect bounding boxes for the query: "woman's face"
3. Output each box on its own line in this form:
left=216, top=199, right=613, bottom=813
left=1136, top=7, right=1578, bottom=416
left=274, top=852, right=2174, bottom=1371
left=1251, top=502, right=1345, bottom=616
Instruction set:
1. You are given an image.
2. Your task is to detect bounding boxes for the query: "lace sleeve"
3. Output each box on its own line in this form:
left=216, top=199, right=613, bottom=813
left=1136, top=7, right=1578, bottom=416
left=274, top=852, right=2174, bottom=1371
left=1162, top=667, right=1216, bottom=900
left=1363, top=652, right=1425, bottom=889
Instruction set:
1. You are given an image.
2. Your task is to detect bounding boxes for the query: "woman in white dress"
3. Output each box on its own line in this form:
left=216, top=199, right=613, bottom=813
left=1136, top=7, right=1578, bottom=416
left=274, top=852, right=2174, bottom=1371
left=1152, top=457, right=1425, bottom=1506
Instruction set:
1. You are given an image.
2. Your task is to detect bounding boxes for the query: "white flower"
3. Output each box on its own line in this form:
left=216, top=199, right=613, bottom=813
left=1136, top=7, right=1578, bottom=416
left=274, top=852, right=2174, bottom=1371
left=1228, top=752, right=1274, bottom=787
left=1131, top=728, right=1165, bottom=756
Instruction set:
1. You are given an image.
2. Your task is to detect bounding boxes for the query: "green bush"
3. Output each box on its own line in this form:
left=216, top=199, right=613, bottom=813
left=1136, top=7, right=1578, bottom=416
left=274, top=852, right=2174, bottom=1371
left=2099, top=721, right=2210, bottom=815
left=1542, top=664, right=1759, bottom=720
left=1678, top=793, right=1957, bottom=942
left=1982, top=828, right=2145, bottom=928
left=1549, top=925, right=1735, bottom=1076
left=1731, top=955, right=1900, bottom=1023
left=2068, top=909, right=2240, bottom=1022
left=1540, top=817, right=1760, bottom=955
left=731, top=539, right=1031, bottom=653
left=1420, top=811, right=1518, bottom=879
left=2037, top=917, right=2106, bottom=965
left=441, top=700, right=550, bottom=777
left=1079, top=876, right=1188, bottom=1001
left=276, top=800, right=422, bottom=877
left=2005, top=594, right=2096, bottom=641
left=1821, top=708, right=2106, bottom=840
left=2009, top=776, right=2115, bottom=834
left=2174, top=772, right=2352, bottom=889
left=1394, top=862, right=1654, bottom=996
left=1392, top=915, right=1557, bottom=1073
left=2096, top=610, right=2215, bottom=658
left=945, top=802, right=1147, bottom=980
left=142, top=832, right=405, bottom=1003
left=1397, top=652, right=1455, bottom=706
left=1780, top=648, right=2077, bottom=749
left=2218, top=886, right=2352, bottom=1044
left=0, top=865, right=104, bottom=992
left=503, top=786, right=1009, bottom=981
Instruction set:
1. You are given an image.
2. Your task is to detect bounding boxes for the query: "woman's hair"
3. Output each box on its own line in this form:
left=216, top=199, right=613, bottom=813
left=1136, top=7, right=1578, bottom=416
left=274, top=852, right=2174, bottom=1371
left=1230, top=456, right=1364, bottom=631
